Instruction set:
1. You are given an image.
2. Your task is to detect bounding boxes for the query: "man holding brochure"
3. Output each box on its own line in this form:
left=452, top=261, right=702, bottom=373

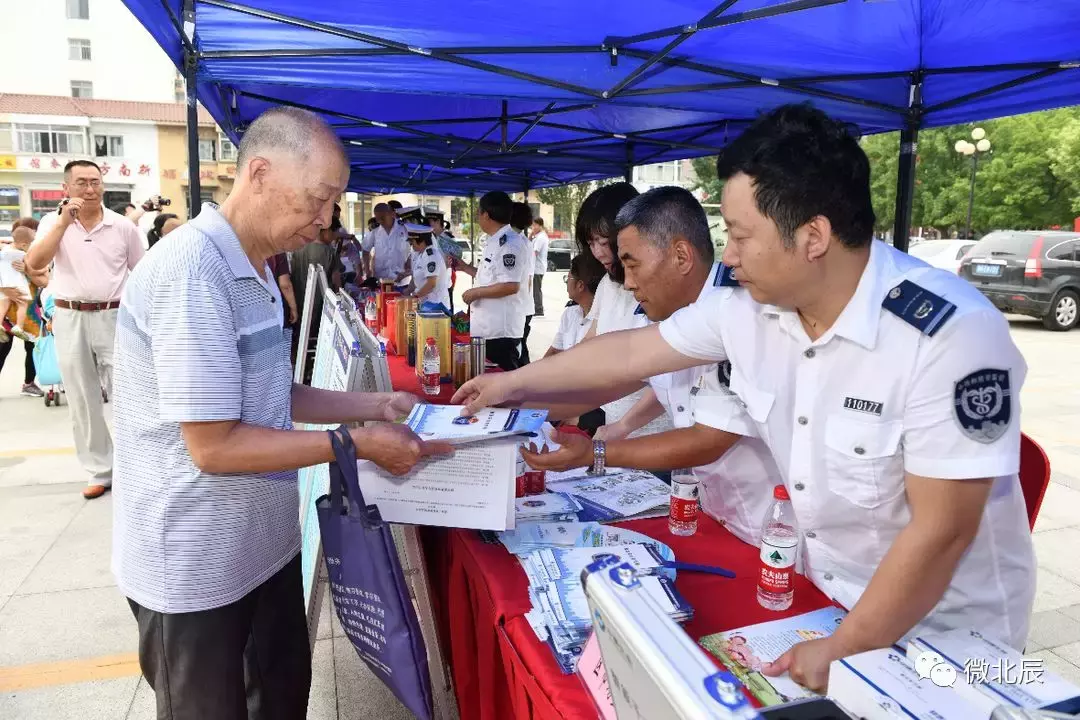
left=521, top=186, right=777, bottom=547
left=112, top=106, right=452, bottom=720
left=455, top=104, right=1035, bottom=692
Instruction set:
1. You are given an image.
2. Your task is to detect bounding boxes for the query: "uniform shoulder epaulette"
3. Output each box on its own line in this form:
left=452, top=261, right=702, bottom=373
left=713, top=263, right=740, bottom=287
left=882, top=279, right=956, bottom=337
left=425, top=247, right=434, bottom=256
left=633, top=303, right=645, bottom=315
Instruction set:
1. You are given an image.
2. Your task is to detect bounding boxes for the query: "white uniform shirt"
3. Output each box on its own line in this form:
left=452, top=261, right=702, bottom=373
left=647, top=263, right=778, bottom=547
left=409, top=245, right=451, bottom=309
left=658, top=241, right=1035, bottom=649
left=362, top=222, right=409, bottom=281
left=587, top=274, right=674, bottom=438
left=551, top=303, right=590, bottom=351
left=533, top=230, right=550, bottom=273
left=470, top=225, right=529, bottom=340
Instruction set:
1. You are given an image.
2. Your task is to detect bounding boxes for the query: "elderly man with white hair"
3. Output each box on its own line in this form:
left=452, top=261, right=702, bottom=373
left=111, top=106, right=451, bottom=719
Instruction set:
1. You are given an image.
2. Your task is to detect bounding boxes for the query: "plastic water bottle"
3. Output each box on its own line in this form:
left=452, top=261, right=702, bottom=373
left=757, top=484, right=799, bottom=611
left=421, top=338, right=441, bottom=396
left=365, top=296, right=378, bottom=332
left=668, top=468, right=699, bottom=536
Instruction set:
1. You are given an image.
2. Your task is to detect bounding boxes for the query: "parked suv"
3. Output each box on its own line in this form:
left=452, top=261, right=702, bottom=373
left=959, top=231, right=1080, bottom=331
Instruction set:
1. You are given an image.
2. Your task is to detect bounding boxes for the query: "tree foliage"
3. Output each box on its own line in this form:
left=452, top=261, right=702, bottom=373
left=689, top=108, right=1080, bottom=238
left=536, top=180, right=611, bottom=237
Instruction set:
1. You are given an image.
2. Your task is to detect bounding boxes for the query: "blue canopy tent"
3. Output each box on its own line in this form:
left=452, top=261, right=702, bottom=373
left=123, top=0, right=1080, bottom=249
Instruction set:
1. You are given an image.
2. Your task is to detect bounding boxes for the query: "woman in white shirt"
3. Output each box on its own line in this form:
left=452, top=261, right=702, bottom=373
left=546, top=253, right=603, bottom=357
left=404, top=223, right=451, bottom=313
left=574, top=183, right=673, bottom=438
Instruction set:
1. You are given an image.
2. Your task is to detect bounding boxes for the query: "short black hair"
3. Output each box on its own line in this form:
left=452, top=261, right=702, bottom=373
left=569, top=253, right=605, bottom=295
left=64, top=159, right=101, bottom=178
left=478, top=191, right=514, bottom=225
left=716, top=103, right=875, bottom=249
left=112, top=203, right=134, bottom=215
left=615, top=186, right=714, bottom=264
left=510, top=201, right=533, bottom=232
left=575, top=182, right=639, bottom=284
left=388, top=199, right=403, bottom=210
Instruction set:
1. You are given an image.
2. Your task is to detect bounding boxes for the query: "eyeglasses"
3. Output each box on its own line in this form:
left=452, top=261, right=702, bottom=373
left=72, top=179, right=102, bottom=189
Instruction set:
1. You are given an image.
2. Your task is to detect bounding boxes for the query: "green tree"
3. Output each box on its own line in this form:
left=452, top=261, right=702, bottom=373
left=536, top=180, right=610, bottom=239
left=691, top=155, right=723, bottom=204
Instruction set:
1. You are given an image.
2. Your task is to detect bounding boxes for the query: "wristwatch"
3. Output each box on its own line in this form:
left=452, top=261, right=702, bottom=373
left=589, top=439, right=606, bottom=476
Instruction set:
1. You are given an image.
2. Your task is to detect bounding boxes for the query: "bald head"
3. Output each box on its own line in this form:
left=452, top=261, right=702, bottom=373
left=236, top=106, right=346, bottom=169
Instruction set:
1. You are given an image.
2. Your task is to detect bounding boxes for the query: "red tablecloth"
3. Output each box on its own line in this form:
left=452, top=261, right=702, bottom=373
left=438, top=517, right=833, bottom=720
left=387, top=352, right=457, bottom=403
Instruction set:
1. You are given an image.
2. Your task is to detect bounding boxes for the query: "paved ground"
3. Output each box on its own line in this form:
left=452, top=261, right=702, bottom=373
left=1, top=271, right=1079, bottom=718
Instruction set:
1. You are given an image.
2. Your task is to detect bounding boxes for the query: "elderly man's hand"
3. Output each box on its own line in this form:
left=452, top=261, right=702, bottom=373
left=380, top=391, right=421, bottom=422
left=520, top=429, right=593, bottom=472
left=351, top=424, right=453, bottom=476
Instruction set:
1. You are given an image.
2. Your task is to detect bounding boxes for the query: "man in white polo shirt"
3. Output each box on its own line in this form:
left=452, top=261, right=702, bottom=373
left=27, top=160, right=145, bottom=499
left=112, top=106, right=450, bottom=719
left=361, top=202, right=409, bottom=285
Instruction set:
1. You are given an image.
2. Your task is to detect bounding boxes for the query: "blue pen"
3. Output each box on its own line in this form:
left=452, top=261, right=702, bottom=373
left=662, top=560, right=736, bottom=579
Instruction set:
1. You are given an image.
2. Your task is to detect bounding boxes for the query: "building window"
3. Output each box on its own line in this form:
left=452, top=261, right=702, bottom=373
left=66, top=0, right=90, bottom=20
left=219, top=133, right=237, bottom=162
left=68, top=38, right=92, bottom=61
left=70, top=81, right=93, bottom=98
left=198, top=138, right=216, bottom=162
left=15, top=124, right=87, bottom=155
left=93, top=135, right=124, bottom=157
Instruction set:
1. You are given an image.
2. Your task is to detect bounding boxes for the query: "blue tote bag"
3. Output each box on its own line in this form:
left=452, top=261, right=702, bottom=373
left=317, top=426, right=433, bottom=719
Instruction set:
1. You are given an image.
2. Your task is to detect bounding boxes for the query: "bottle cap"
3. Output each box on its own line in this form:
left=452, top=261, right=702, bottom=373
left=773, top=484, right=790, bottom=501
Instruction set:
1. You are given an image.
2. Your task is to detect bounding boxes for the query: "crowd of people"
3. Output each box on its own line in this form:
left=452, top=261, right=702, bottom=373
left=3, top=99, right=1038, bottom=716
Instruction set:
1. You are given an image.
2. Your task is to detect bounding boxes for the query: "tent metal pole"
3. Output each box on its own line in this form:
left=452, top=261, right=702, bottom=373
left=160, top=0, right=195, bottom=56
left=468, top=192, right=476, bottom=260
left=892, top=72, right=923, bottom=254
left=922, top=67, right=1064, bottom=116
left=507, top=102, right=557, bottom=152
left=500, top=101, right=508, bottom=152
left=183, top=0, right=201, bottom=219
left=624, top=143, right=634, bottom=183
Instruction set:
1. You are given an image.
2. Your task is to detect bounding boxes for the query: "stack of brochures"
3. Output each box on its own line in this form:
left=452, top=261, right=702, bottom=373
left=498, top=520, right=675, bottom=556
left=517, top=469, right=671, bottom=523
left=699, top=606, right=848, bottom=707
left=521, top=543, right=692, bottom=673
left=405, top=404, right=548, bottom=444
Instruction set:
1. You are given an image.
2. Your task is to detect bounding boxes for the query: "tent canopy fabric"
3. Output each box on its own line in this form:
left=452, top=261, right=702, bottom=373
left=124, top=0, right=1080, bottom=195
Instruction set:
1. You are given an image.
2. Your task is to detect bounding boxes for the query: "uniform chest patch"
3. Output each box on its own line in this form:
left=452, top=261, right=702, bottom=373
left=954, top=368, right=1012, bottom=443
left=843, top=396, right=883, bottom=416
left=503, top=254, right=516, bottom=268
left=427, top=262, right=436, bottom=273
left=717, top=360, right=732, bottom=387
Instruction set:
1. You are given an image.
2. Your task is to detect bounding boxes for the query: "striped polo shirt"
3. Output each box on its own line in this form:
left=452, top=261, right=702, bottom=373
left=112, top=203, right=299, bottom=614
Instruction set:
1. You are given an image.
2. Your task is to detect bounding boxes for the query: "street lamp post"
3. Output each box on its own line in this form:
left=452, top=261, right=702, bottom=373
left=954, top=128, right=991, bottom=239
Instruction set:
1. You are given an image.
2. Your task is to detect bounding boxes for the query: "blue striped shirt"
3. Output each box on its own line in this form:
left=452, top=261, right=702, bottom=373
left=112, top=203, right=299, bottom=613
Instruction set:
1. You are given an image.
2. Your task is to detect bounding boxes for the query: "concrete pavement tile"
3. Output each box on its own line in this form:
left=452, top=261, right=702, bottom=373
left=334, top=638, right=412, bottom=720
left=0, top=490, right=85, bottom=598
left=317, top=590, right=333, bottom=641
left=17, top=496, right=116, bottom=595
left=307, top=638, right=336, bottom=720
left=1032, top=527, right=1080, bottom=580
left=1030, top=648, right=1080, bottom=685
left=1027, top=609, right=1080, bottom=651
left=125, top=677, right=155, bottom=720
left=0, top=587, right=137, bottom=665
left=1059, top=603, right=1080, bottom=625
left=0, top=675, right=138, bottom=720
left=1033, top=482, right=1080, bottom=533
left=1034, top=568, right=1080, bottom=613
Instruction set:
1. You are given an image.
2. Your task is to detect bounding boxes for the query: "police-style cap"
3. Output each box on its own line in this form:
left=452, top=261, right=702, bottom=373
left=404, top=222, right=434, bottom=235
left=397, top=205, right=445, bottom=224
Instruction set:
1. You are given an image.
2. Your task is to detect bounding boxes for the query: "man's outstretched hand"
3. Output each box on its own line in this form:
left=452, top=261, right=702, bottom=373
left=520, top=429, right=593, bottom=472
left=351, top=424, right=453, bottom=476
left=450, top=372, right=522, bottom=416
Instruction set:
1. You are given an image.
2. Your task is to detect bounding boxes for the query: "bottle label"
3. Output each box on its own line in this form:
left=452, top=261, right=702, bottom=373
left=758, top=540, right=796, bottom=594
left=669, top=480, right=699, bottom=522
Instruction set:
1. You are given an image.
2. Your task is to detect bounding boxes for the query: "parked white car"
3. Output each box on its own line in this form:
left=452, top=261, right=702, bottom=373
left=908, top=239, right=977, bottom=274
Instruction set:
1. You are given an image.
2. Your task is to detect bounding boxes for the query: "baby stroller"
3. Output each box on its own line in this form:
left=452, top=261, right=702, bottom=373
left=32, top=291, right=64, bottom=407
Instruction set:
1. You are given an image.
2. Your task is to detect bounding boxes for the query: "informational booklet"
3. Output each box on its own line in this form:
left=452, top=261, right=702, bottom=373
left=699, top=606, right=847, bottom=706
left=545, top=469, right=670, bottom=522
left=354, top=438, right=518, bottom=530
left=514, top=492, right=584, bottom=522
left=498, top=521, right=674, bottom=556
left=522, top=543, right=667, bottom=587
left=406, top=404, right=548, bottom=445
left=829, top=648, right=981, bottom=720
